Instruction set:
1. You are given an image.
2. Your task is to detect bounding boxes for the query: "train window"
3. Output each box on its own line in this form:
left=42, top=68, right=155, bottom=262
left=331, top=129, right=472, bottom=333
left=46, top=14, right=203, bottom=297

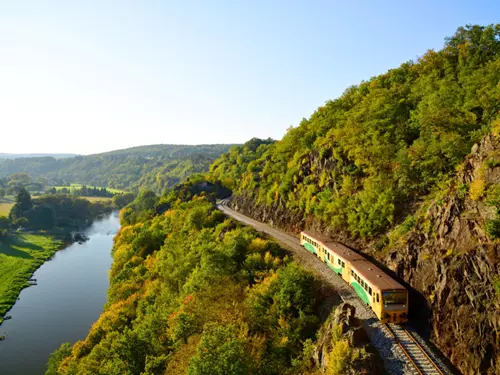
left=369, top=287, right=372, bottom=295
left=341, top=261, right=345, bottom=268
left=338, top=259, right=341, bottom=266
left=376, top=293, right=379, bottom=303
left=351, top=270, right=354, bottom=276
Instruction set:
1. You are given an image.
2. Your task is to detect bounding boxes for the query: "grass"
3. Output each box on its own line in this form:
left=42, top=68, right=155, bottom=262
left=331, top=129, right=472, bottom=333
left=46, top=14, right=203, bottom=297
left=50, top=184, right=126, bottom=194
left=0, top=233, right=62, bottom=324
left=0, top=196, right=15, bottom=217
left=0, top=203, right=13, bottom=217
left=82, top=196, right=113, bottom=203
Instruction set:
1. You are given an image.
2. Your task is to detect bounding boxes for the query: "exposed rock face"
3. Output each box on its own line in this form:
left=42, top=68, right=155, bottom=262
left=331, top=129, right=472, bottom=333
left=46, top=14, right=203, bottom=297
left=310, top=302, right=383, bottom=374
left=387, top=133, right=500, bottom=375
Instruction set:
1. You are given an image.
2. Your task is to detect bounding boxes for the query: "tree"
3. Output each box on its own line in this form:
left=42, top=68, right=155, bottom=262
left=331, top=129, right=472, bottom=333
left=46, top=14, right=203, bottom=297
left=112, top=193, right=135, bottom=208
left=9, top=187, right=32, bottom=223
left=0, top=216, right=10, bottom=239
left=187, top=324, right=250, bottom=375
left=45, top=342, right=72, bottom=375
left=0, top=188, right=5, bottom=198
left=16, top=187, right=33, bottom=212
left=26, top=204, right=56, bottom=230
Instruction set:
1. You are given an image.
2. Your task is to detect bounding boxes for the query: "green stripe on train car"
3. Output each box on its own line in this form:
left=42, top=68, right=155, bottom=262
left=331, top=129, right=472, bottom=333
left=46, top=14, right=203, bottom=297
left=304, top=243, right=317, bottom=254
left=324, top=256, right=342, bottom=275
left=351, top=282, right=371, bottom=305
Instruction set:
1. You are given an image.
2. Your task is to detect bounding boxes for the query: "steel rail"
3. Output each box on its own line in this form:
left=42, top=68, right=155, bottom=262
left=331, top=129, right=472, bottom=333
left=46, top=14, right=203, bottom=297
left=386, top=323, right=445, bottom=375
left=385, top=323, right=424, bottom=375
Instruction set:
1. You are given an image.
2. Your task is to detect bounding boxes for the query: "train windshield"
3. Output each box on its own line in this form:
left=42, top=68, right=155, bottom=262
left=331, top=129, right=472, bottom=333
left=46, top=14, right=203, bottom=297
left=382, top=291, right=407, bottom=305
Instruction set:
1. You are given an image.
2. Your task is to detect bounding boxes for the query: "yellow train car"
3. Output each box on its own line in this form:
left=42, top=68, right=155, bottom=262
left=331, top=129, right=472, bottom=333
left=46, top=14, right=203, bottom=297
left=300, top=230, right=408, bottom=324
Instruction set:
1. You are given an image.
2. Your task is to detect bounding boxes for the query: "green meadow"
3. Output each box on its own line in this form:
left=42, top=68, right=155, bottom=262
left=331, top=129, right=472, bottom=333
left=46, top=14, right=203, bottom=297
left=0, top=234, right=62, bottom=324
left=0, top=196, right=15, bottom=217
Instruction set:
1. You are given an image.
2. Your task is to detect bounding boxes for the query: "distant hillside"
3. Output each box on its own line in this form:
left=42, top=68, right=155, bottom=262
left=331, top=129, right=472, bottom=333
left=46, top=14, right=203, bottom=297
left=0, top=144, right=235, bottom=193
left=0, top=153, right=77, bottom=159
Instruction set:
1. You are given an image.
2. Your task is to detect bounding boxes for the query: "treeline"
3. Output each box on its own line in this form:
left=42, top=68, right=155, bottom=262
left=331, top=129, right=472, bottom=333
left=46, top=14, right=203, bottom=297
left=210, top=24, right=500, bottom=240
left=7, top=188, right=113, bottom=231
left=46, top=182, right=375, bottom=375
left=0, top=144, right=234, bottom=193
left=46, top=186, right=115, bottom=198
left=0, top=173, right=47, bottom=196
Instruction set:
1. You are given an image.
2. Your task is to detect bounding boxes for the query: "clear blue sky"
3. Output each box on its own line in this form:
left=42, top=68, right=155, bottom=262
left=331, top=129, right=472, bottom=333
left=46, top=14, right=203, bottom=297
left=1, top=0, right=498, bottom=154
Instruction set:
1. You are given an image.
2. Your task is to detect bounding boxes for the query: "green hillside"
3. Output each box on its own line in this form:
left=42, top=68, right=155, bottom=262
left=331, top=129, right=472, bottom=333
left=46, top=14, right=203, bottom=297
left=45, top=186, right=378, bottom=375
left=210, top=24, right=500, bottom=239
left=0, top=144, right=234, bottom=193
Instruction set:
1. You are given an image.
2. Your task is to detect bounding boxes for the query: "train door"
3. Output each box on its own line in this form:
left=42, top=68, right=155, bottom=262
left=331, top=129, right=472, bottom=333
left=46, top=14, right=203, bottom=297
left=342, top=262, right=350, bottom=283
left=372, top=289, right=383, bottom=320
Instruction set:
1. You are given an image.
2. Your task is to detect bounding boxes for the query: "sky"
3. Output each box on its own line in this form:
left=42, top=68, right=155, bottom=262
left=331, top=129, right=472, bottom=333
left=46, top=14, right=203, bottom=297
left=0, top=1, right=499, bottom=154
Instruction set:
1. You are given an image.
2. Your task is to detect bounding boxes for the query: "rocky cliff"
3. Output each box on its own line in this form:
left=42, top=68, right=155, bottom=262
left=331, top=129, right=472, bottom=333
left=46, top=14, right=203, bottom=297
left=230, top=134, right=500, bottom=375
left=386, top=133, right=500, bottom=375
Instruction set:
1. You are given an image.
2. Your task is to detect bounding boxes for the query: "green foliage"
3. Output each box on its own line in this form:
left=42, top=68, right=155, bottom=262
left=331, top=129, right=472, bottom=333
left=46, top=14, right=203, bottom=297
left=209, top=24, right=500, bottom=239
left=0, top=144, right=234, bottom=193
left=188, top=324, right=251, bottom=375
left=45, top=343, right=72, bottom=375
left=120, top=190, right=159, bottom=225
left=486, top=219, right=500, bottom=239
left=10, top=192, right=113, bottom=231
left=52, top=194, right=322, bottom=375
left=494, top=277, right=500, bottom=299
left=112, top=193, right=135, bottom=209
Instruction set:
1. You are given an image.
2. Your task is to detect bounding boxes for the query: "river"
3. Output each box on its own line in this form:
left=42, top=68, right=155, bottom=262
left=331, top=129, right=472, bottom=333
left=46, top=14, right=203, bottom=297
left=0, top=212, right=120, bottom=375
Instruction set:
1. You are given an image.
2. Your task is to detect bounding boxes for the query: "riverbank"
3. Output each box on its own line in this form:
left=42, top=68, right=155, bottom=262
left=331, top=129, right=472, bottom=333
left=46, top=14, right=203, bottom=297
left=0, top=233, right=62, bottom=325
left=0, top=212, right=120, bottom=375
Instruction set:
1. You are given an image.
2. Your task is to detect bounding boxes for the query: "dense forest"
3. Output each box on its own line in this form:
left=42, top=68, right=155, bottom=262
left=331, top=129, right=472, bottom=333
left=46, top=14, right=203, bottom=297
left=210, top=24, right=500, bottom=241
left=0, top=144, right=234, bottom=194
left=46, top=183, right=378, bottom=375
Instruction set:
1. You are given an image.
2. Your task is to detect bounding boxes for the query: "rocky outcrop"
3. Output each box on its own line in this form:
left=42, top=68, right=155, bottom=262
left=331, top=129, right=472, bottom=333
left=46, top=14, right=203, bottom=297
left=309, top=302, right=384, bottom=374
left=387, top=133, right=500, bottom=375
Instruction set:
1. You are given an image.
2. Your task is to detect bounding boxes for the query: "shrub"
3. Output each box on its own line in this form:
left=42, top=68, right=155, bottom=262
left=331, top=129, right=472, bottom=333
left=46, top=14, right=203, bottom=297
left=469, top=179, right=486, bottom=200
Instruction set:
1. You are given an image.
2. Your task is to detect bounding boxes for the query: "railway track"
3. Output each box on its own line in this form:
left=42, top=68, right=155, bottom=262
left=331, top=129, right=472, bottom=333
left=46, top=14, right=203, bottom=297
left=217, top=200, right=453, bottom=375
left=385, top=323, right=446, bottom=375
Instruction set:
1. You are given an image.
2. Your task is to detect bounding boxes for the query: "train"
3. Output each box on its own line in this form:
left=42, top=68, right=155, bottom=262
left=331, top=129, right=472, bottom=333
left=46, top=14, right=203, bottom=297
left=300, top=230, right=408, bottom=324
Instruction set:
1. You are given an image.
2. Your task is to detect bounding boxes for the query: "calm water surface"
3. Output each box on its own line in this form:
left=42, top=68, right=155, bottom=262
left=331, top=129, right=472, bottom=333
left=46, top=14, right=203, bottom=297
left=0, top=212, right=120, bottom=375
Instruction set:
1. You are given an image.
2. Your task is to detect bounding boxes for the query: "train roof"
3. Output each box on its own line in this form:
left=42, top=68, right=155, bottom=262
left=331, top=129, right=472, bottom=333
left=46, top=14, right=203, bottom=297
left=352, top=261, right=406, bottom=291
left=301, top=230, right=330, bottom=243
left=301, top=230, right=406, bottom=291
left=301, top=230, right=365, bottom=262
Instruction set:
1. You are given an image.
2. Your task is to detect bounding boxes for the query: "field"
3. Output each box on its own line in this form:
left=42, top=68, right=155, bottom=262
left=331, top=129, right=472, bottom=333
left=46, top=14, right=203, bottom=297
left=82, top=196, right=113, bottom=203
left=0, top=233, right=62, bottom=324
left=50, top=184, right=126, bottom=194
left=0, top=196, right=15, bottom=217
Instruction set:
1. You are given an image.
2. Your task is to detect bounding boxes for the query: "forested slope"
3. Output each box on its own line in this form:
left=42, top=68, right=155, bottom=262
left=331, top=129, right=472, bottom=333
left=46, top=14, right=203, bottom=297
left=0, top=144, right=233, bottom=193
left=209, top=25, right=500, bottom=374
left=46, top=183, right=380, bottom=375
left=211, top=25, right=500, bottom=239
